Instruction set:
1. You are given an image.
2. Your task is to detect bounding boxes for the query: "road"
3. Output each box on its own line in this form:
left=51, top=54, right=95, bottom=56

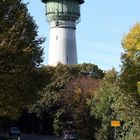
left=21, top=134, right=61, bottom=140
left=0, top=134, right=61, bottom=140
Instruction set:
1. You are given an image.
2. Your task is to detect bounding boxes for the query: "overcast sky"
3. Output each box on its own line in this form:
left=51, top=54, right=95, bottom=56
left=23, top=0, right=140, bottom=71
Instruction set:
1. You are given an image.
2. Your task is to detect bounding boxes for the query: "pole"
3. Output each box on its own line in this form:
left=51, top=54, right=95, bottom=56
left=114, top=127, right=117, bottom=140
left=17, top=136, right=20, bottom=140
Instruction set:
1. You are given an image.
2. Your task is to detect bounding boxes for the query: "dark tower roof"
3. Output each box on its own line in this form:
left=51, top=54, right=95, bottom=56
left=42, top=0, right=84, bottom=4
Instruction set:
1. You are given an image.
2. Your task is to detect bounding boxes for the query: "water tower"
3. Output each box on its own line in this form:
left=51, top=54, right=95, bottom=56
left=41, top=0, right=84, bottom=66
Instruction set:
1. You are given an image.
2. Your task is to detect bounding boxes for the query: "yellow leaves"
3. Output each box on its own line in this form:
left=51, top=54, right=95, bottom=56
left=122, top=23, right=140, bottom=51
left=136, top=43, right=140, bottom=51
left=127, top=51, right=133, bottom=57
left=137, top=81, right=140, bottom=94
left=122, top=23, right=140, bottom=63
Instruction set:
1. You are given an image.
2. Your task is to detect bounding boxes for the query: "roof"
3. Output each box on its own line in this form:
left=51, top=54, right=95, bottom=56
left=41, top=0, right=84, bottom=4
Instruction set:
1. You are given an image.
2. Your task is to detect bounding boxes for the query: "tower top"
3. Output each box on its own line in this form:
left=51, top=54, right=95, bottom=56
left=42, top=0, right=84, bottom=22
left=42, top=0, right=84, bottom=4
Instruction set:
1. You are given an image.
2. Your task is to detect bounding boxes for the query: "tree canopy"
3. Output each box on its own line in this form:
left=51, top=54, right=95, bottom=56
left=120, top=23, right=140, bottom=93
left=89, top=69, right=140, bottom=140
left=28, top=63, right=104, bottom=135
left=0, top=0, right=44, bottom=118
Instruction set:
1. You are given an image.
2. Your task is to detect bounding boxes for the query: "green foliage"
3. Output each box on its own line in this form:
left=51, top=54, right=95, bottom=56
left=0, top=0, right=44, bottom=119
left=29, top=64, right=75, bottom=135
left=77, top=63, right=104, bottom=78
left=120, top=23, right=140, bottom=93
left=89, top=69, right=140, bottom=140
left=62, top=76, right=100, bottom=139
left=29, top=63, right=104, bottom=135
left=138, top=81, right=140, bottom=94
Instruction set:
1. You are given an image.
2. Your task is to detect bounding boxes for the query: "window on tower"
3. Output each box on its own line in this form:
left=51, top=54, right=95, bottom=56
left=56, top=35, right=58, bottom=40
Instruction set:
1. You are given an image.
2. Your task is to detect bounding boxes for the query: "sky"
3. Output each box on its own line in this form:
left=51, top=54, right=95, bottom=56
left=23, top=0, right=140, bottom=71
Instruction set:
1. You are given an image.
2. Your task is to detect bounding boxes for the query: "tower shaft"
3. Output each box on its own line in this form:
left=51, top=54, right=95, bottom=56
left=42, top=0, right=84, bottom=66
left=48, top=21, right=77, bottom=65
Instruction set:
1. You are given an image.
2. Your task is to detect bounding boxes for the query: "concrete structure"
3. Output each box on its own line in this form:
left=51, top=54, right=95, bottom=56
left=42, top=0, right=84, bottom=66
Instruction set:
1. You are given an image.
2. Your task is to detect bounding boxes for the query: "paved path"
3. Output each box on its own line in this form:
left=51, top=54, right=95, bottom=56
left=0, top=134, right=62, bottom=140
left=21, top=134, right=61, bottom=140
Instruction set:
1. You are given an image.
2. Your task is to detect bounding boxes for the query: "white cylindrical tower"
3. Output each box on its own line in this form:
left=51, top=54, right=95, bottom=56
left=42, top=0, right=84, bottom=66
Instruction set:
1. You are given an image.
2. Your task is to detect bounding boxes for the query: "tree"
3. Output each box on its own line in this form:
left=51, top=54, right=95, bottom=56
left=28, top=64, right=74, bottom=135
left=89, top=69, right=140, bottom=140
left=29, top=63, right=104, bottom=135
left=120, top=23, right=140, bottom=93
left=0, top=0, right=44, bottom=119
left=76, top=63, right=104, bottom=79
left=61, top=76, right=100, bottom=139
